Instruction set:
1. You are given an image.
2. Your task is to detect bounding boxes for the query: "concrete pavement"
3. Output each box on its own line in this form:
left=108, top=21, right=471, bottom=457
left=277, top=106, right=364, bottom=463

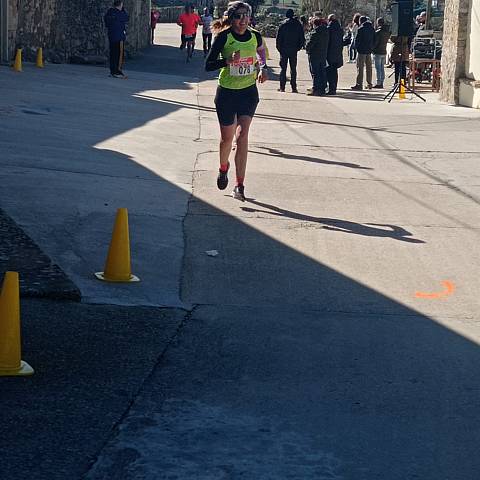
left=1, top=24, right=480, bottom=479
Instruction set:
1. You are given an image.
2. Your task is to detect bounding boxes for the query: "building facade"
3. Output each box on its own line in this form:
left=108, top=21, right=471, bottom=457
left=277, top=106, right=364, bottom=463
left=0, top=0, right=151, bottom=64
left=440, top=0, right=479, bottom=108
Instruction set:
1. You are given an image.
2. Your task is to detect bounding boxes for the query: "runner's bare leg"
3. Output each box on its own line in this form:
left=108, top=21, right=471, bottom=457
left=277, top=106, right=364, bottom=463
left=234, top=115, right=253, bottom=180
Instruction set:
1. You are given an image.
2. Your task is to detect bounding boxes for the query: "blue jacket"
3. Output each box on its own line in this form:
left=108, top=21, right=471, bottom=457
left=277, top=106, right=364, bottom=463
left=104, top=7, right=129, bottom=42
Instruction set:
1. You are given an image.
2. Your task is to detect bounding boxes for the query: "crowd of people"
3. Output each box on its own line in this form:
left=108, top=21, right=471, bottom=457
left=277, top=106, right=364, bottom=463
left=277, top=10, right=395, bottom=95
left=277, top=9, right=429, bottom=95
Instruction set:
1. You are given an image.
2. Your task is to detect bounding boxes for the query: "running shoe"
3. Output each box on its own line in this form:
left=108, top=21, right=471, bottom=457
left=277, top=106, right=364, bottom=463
left=217, top=164, right=229, bottom=190
left=232, top=185, right=246, bottom=201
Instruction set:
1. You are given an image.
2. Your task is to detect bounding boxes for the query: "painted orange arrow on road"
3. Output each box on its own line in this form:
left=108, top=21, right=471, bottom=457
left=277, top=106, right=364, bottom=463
left=415, top=281, right=455, bottom=299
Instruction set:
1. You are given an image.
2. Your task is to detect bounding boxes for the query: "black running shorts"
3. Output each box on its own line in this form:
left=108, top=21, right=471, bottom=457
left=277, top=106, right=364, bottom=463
left=214, top=84, right=259, bottom=126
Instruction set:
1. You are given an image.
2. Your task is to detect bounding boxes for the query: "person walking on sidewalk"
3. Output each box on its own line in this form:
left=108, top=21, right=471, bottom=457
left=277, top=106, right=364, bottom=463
left=326, top=14, right=343, bottom=95
left=305, top=17, right=329, bottom=96
left=205, top=1, right=268, bottom=202
left=201, top=7, right=214, bottom=57
left=104, top=0, right=129, bottom=78
left=372, top=17, right=390, bottom=88
left=150, top=9, right=160, bottom=45
left=351, top=16, right=374, bottom=90
left=276, top=9, right=305, bottom=93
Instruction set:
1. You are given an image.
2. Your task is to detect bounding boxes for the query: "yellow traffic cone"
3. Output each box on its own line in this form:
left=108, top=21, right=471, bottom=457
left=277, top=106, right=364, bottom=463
left=36, top=47, right=44, bottom=68
left=13, top=49, right=22, bottom=72
left=95, top=208, right=140, bottom=282
left=399, top=79, right=406, bottom=99
left=0, top=272, right=34, bottom=376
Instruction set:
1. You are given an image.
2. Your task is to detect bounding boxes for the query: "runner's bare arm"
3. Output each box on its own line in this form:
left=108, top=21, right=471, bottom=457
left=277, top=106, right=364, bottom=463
left=256, top=41, right=268, bottom=83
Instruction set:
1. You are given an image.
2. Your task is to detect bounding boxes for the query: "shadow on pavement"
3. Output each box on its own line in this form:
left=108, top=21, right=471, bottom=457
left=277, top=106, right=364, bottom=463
left=241, top=199, right=425, bottom=243
left=134, top=93, right=419, bottom=135
left=0, top=46, right=479, bottom=480
left=251, top=145, right=374, bottom=169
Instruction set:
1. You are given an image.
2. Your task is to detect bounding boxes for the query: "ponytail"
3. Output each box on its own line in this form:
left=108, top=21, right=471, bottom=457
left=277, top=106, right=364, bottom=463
left=212, top=15, right=231, bottom=34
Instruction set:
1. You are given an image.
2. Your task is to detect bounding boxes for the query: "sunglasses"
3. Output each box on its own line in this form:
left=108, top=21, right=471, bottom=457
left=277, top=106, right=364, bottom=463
left=232, top=12, right=250, bottom=19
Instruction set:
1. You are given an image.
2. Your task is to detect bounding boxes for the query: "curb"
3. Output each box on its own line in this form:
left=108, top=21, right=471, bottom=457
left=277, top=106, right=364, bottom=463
left=0, top=208, right=81, bottom=301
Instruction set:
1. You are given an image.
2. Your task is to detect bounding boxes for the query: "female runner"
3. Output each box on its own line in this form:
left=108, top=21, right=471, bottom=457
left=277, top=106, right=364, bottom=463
left=205, top=1, right=267, bottom=201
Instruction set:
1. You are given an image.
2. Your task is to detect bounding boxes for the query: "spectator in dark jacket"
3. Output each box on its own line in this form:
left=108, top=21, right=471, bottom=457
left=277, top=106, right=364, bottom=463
left=305, top=17, right=329, bottom=96
left=391, top=35, right=410, bottom=85
left=276, top=9, right=305, bottom=93
left=326, top=14, right=343, bottom=95
left=372, top=18, right=390, bottom=88
left=104, top=0, right=129, bottom=78
left=351, top=16, right=374, bottom=90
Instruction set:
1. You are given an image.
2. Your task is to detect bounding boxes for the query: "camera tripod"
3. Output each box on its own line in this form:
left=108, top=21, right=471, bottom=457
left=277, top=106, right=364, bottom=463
left=383, top=78, right=426, bottom=103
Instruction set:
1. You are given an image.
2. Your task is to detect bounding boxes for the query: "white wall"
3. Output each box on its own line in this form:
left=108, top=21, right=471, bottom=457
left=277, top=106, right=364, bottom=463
left=465, top=0, right=480, bottom=80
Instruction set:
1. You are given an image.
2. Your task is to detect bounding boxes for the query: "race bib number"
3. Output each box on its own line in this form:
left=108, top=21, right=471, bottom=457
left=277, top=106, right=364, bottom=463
left=230, top=57, right=255, bottom=77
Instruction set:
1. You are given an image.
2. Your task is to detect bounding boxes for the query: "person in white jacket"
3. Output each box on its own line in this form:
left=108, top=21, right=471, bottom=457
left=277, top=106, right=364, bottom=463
left=348, top=13, right=361, bottom=62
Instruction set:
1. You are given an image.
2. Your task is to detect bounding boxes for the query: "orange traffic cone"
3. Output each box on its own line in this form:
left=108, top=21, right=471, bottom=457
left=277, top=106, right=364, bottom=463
left=0, top=272, right=34, bottom=376
left=95, top=208, right=140, bottom=282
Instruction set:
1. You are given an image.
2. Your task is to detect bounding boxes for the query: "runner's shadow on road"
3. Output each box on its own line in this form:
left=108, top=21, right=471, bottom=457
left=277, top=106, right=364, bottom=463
left=251, top=146, right=373, bottom=170
left=242, top=199, right=425, bottom=243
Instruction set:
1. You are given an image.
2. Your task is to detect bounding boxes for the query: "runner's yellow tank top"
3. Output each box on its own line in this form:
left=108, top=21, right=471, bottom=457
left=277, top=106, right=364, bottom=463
left=219, top=29, right=258, bottom=90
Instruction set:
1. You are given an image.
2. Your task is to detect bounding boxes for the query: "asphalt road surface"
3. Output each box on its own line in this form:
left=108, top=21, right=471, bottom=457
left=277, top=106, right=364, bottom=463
left=1, top=24, right=480, bottom=480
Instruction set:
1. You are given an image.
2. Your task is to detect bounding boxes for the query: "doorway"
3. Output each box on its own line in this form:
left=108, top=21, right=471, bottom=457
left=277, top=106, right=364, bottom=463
left=0, top=0, right=8, bottom=64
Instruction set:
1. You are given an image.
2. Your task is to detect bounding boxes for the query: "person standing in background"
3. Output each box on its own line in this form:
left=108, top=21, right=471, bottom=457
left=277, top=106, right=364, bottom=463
left=305, top=16, right=329, bottom=96
left=150, top=9, right=160, bottom=45
left=300, top=15, right=309, bottom=34
left=391, top=35, right=410, bottom=85
left=372, top=17, right=390, bottom=88
left=104, top=0, right=129, bottom=78
left=351, top=15, right=374, bottom=90
left=348, top=13, right=361, bottom=62
left=276, top=9, right=305, bottom=93
left=326, top=14, right=343, bottom=96
left=201, top=7, right=214, bottom=57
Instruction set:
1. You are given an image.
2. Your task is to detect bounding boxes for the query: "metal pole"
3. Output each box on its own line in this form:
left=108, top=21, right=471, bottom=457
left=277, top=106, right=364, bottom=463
left=426, top=0, right=432, bottom=29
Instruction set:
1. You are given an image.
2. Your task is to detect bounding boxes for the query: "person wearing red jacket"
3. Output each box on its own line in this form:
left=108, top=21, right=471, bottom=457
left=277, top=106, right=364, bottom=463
left=151, top=9, right=160, bottom=45
left=177, top=5, right=202, bottom=51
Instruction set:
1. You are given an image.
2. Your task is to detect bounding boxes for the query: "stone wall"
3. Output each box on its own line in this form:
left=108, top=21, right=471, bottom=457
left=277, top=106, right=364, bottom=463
left=8, top=0, right=150, bottom=63
left=439, top=0, right=471, bottom=104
